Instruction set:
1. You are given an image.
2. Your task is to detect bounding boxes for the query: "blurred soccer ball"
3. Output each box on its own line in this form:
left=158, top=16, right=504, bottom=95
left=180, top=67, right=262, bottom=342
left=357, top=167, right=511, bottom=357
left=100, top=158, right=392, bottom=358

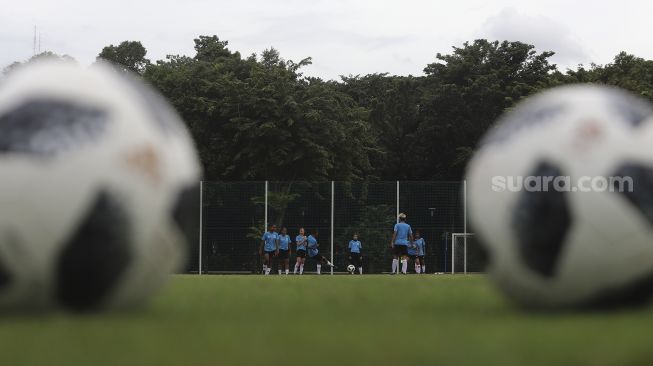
left=0, top=61, right=201, bottom=311
left=347, top=264, right=356, bottom=274
left=467, top=85, right=653, bottom=309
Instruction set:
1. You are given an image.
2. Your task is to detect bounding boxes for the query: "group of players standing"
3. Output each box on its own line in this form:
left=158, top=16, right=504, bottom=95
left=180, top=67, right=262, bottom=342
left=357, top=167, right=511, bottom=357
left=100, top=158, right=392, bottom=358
left=258, top=213, right=426, bottom=275
left=259, top=225, right=335, bottom=275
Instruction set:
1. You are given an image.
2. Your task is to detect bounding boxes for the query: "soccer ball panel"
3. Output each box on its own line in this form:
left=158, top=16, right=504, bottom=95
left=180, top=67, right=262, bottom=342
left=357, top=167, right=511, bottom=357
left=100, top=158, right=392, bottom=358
left=0, top=99, right=109, bottom=157
left=512, top=161, right=571, bottom=278
left=56, top=190, right=132, bottom=311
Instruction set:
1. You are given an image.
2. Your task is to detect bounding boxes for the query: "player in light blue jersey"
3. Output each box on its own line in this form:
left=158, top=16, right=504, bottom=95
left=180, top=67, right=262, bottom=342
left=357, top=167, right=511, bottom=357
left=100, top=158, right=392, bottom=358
left=307, top=230, right=335, bottom=274
left=414, top=230, right=426, bottom=274
left=409, top=229, right=426, bottom=274
left=294, top=227, right=308, bottom=275
left=259, top=224, right=278, bottom=275
left=348, top=233, right=363, bottom=274
left=407, top=231, right=419, bottom=274
left=276, top=227, right=292, bottom=275
left=390, top=213, right=413, bottom=274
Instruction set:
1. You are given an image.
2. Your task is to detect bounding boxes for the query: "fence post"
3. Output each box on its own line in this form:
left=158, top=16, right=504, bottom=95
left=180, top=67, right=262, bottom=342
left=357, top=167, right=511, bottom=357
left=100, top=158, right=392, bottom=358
left=396, top=181, right=400, bottom=223
left=199, top=180, right=203, bottom=275
left=463, top=180, right=468, bottom=274
left=331, top=181, right=334, bottom=275
left=264, top=181, right=268, bottom=232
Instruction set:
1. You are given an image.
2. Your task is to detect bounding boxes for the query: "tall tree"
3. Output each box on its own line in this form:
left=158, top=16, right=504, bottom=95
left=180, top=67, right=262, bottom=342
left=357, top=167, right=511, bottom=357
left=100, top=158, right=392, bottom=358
left=416, top=40, right=556, bottom=179
left=97, top=41, right=150, bottom=74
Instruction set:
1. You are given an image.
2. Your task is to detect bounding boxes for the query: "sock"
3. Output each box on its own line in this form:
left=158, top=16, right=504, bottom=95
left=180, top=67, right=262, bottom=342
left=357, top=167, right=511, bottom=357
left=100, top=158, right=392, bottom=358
left=358, top=267, right=363, bottom=275
left=265, top=267, right=270, bottom=275
left=285, top=269, right=289, bottom=275
left=263, top=265, right=267, bottom=274
left=294, top=263, right=299, bottom=274
left=392, top=259, right=398, bottom=273
left=278, top=269, right=282, bottom=275
left=415, top=265, right=421, bottom=274
left=317, top=264, right=321, bottom=275
left=300, top=264, right=304, bottom=274
left=421, top=265, right=426, bottom=274
left=327, top=260, right=333, bottom=267
left=401, top=259, right=408, bottom=274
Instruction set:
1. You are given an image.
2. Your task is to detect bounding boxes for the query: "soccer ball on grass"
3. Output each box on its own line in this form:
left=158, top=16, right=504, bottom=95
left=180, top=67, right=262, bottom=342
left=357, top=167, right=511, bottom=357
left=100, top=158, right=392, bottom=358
left=467, top=85, right=653, bottom=310
left=0, top=61, right=201, bottom=311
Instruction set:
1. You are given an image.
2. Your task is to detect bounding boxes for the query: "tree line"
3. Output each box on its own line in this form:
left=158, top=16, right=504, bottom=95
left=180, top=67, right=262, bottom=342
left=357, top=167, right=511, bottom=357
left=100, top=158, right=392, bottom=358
left=5, top=36, right=653, bottom=181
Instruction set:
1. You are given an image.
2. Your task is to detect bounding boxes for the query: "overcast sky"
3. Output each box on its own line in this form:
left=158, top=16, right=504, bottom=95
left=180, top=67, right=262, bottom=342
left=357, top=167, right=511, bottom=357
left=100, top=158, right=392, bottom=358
left=2, top=0, right=651, bottom=80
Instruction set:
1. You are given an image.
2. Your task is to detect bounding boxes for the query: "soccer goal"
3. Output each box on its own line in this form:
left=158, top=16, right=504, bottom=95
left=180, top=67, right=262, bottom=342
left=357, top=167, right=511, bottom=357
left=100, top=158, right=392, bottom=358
left=450, top=233, right=486, bottom=274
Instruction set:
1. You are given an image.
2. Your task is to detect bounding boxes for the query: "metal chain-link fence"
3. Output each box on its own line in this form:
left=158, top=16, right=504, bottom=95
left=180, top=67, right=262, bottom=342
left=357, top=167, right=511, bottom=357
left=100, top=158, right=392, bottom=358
left=188, top=181, right=472, bottom=274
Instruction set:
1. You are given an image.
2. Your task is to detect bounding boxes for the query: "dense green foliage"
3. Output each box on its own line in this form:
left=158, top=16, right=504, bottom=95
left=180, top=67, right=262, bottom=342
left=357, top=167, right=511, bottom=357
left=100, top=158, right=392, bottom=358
left=97, top=41, right=150, bottom=74
left=6, top=36, right=653, bottom=180
left=2, top=275, right=653, bottom=366
left=144, top=36, right=373, bottom=181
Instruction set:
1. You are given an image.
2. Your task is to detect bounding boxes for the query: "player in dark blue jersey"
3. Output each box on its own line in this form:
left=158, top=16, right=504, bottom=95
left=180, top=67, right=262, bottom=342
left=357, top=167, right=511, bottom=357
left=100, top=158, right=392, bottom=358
left=307, top=230, right=335, bottom=275
left=348, top=233, right=363, bottom=274
left=276, top=227, right=292, bottom=275
left=259, top=224, right=278, bottom=275
left=390, top=213, right=413, bottom=274
left=293, top=227, right=308, bottom=275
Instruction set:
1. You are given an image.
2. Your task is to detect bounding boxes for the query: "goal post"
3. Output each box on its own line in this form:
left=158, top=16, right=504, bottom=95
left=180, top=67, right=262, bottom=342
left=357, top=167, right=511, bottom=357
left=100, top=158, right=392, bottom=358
left=450, top=233, right=485, bottom=274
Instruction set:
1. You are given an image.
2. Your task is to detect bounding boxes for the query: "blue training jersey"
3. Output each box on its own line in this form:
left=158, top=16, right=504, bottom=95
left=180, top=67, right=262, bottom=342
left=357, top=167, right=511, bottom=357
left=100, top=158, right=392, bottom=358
left=414, top=238, right=425, bottom=256
left=296, top=235, right=307, bottom=250
left=393, top=222, right=412, bottom=246
left=348, top=240, right=362, bottom=254
left=278, top=234, right=291, bottom=250
left=262, top=231, right=278, bottom=251
left=307, top=235, right=319, bottom=257
left=407, top=240, right=418, bottom=255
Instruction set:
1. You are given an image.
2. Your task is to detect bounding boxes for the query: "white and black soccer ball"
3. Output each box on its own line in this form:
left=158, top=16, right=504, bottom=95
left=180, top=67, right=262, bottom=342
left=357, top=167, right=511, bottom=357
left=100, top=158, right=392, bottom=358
left=347, top=264, right=356, bottom=274
left=467, top=85, right=653, bottom=309
left=0, top=61, right=201, bottom=311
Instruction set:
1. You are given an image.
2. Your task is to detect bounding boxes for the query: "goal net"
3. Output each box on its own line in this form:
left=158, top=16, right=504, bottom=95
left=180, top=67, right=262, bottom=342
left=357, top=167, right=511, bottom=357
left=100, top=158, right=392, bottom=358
left=450, top=233, right=486, bottom=274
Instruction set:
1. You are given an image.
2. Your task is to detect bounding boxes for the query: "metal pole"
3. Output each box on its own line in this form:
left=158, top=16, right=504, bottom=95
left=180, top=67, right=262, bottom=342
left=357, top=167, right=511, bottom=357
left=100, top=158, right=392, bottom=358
left=463, top=180, right=467, bottom=274
left=330, top=181, right=334, bottom=275
left=451, top=233, right=455, bottom=274
left=198, top=180, right=203, bottom=275
left=264, top=181, right=268, bottom=231
left=396, top=181, right=400, bottom=223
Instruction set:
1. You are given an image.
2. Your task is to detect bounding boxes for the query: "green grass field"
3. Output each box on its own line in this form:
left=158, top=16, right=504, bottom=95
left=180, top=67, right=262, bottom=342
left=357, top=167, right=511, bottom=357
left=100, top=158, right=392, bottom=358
left=1, top=274, right=652, bottom=366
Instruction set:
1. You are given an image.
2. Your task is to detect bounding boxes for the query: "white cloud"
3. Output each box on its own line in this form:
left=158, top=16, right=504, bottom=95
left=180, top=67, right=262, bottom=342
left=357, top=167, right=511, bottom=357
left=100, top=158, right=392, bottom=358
left=479, top=8, right=589, bottom=69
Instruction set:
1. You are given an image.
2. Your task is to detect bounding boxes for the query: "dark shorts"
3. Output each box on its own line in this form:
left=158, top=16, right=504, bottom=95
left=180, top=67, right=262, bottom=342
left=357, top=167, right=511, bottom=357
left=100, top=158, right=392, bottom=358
left=409, top=254, right=418, bottom=261
left=392, top=245, right=408, bottom=256
left=308, top=253, right=322, bottom=262
left=296, top=249, right=306, bottom=258
left=419, top=255, right=425, bottom=261
left=264, top=250, right=275, bottom=257
left=350, top=252, right=361, bottom=266
left=278, top=249, right=289, bottom=259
